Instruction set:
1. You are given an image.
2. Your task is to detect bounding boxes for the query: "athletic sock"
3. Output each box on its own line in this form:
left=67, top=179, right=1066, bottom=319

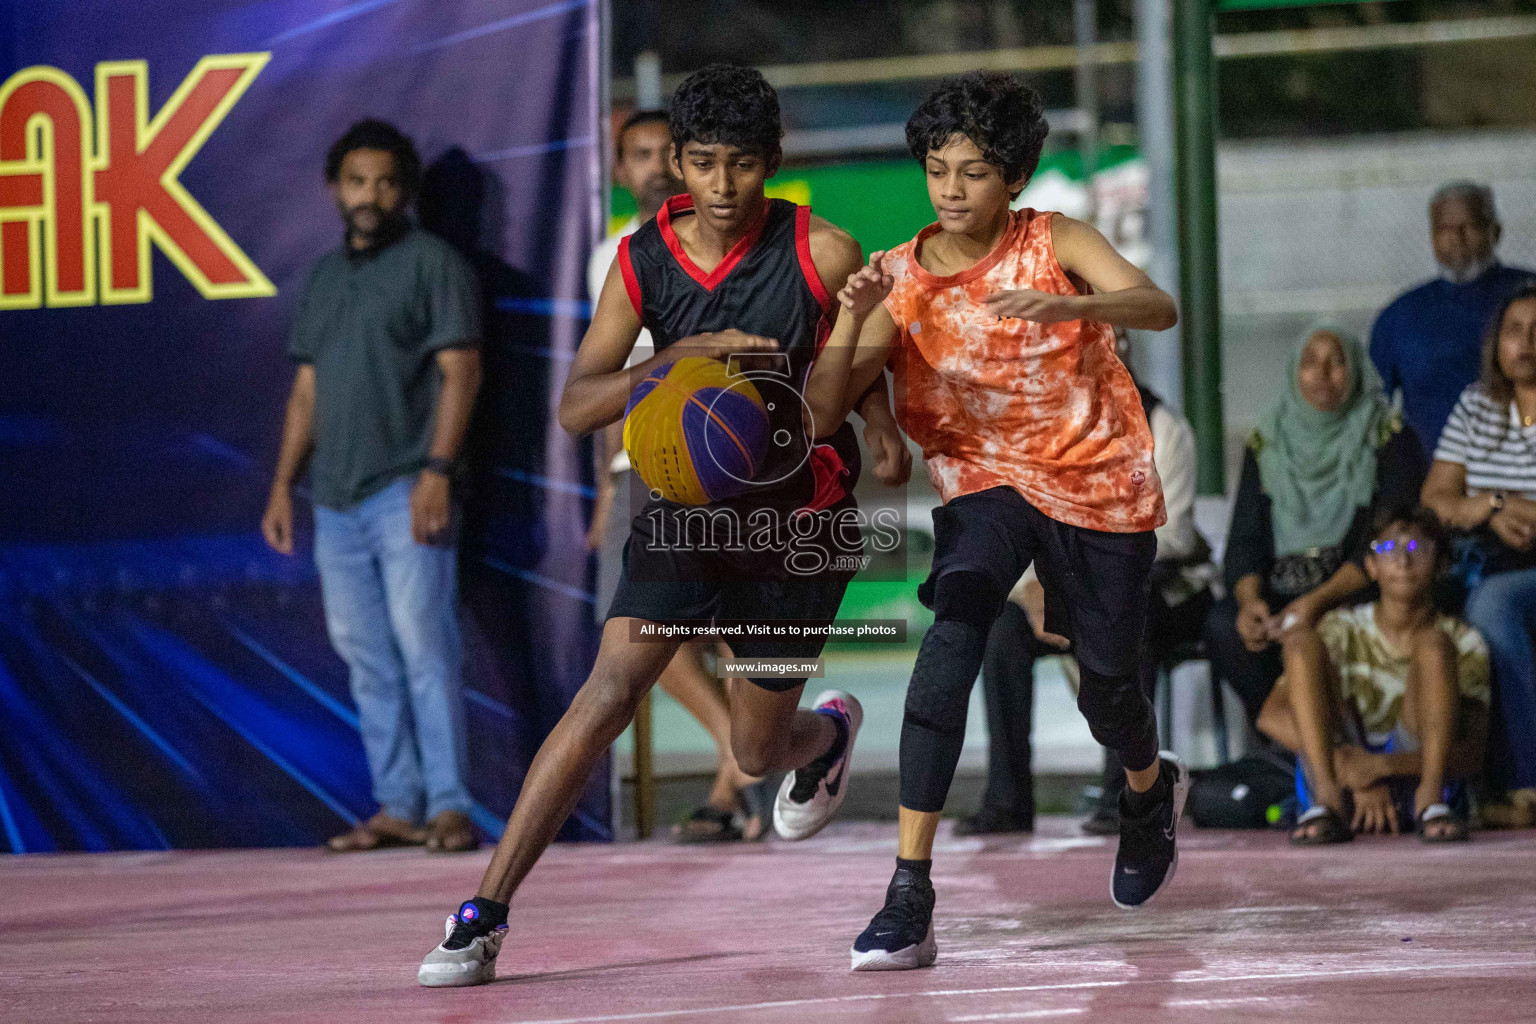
left=1121, top=763, right=1170, bottom=819
left=895, top=857, right=932, bottom=882
left=811, top=705, right=850, bottom=768
left=443, top=896, right=508, bottom=951
left=787, top=708, right=850, bottom=802
left=462, top=896, right=509, bottom=930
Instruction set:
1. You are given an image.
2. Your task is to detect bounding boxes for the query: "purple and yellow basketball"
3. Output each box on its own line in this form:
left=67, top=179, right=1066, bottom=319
left=623, top=357, right=770, bottom=505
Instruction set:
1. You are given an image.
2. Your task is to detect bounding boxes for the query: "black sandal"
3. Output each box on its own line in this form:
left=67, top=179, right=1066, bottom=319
left=673, top=805, right=742, bottom=843
left=1417, top=803, right=1469, bottom=843
left=1290, top=805, right=1354, bottom=846
left=737, top=778, right=776, bottom=842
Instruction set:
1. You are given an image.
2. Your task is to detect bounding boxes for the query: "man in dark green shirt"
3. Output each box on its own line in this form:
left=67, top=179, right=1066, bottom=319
left=262, top=120, right=483, bottom=855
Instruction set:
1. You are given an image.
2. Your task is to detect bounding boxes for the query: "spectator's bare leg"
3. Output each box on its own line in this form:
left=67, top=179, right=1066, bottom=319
left=1257, top=676, right=1303, bottom=751
left=1403, top=629, right=1459, bottom=832
left=1279, top=627, right=1346, bottom=831
left=656, top=642, right=762, bottom=836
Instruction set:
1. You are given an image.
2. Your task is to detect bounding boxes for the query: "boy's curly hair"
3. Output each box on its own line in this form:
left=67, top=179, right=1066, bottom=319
left=906, top=71, right=1049, bottom=190
left=669, top=64, right=782, bottom=161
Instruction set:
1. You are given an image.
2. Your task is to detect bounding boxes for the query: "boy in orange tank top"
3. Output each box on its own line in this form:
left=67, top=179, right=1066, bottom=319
left=804, top=71, right=1185, bottom=970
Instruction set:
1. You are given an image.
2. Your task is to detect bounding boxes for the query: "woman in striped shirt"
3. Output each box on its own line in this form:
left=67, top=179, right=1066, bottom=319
left=1422, top=284, right=1536, bottom=800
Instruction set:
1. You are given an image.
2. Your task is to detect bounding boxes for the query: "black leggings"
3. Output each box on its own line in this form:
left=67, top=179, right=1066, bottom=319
left=899, top=570, right=1160, bottom=813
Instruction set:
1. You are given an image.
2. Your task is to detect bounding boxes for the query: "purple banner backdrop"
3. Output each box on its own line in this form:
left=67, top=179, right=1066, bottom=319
left=0, top=0, right=607, bottom=850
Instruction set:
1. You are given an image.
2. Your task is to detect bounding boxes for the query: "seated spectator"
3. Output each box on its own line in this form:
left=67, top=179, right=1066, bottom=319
left=1421, top=284, right=1536, bottom=810
left=1371, top=181, right=1536, bottom=458
left=958, top=337, right=1216, bottom=836
left=1206, top=325, right=1427, bottom=724
left=1258, top=507, right=1488, bottom=844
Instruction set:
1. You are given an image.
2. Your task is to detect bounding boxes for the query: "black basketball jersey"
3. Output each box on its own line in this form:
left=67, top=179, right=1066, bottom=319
left=617, top=195, right=859, bottom=510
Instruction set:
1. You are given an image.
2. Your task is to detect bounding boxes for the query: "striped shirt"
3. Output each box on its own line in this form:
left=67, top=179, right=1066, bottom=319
left=1433, top=385, right=1536, bottom=499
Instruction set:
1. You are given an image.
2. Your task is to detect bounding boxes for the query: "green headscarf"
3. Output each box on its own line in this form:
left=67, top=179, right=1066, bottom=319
left=1254, top=324, right=1387, bottom=558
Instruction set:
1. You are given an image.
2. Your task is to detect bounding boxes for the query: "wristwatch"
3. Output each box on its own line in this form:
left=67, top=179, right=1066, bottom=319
left=423, top=457, right=455, bottom=478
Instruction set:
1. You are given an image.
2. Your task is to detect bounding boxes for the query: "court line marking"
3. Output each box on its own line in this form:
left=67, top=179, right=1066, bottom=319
left=497, top=959, right=1535, bottom=1024
left=951, top=1010, right=1087, bottom=1022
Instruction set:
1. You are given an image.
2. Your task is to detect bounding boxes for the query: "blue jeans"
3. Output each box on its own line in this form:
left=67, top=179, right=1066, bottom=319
left=1464, top=567, right=1536, bottom=791
left=314, top=477, right=470, bottom=822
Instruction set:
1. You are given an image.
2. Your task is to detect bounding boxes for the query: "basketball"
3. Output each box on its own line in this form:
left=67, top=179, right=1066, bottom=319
left=622, top=356, right=770, bottom=505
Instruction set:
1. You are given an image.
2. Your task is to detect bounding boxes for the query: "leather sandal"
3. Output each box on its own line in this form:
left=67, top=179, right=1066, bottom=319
left=425, top=810, right=479, bottom=853
left=326, top=812, right=427, bottom=853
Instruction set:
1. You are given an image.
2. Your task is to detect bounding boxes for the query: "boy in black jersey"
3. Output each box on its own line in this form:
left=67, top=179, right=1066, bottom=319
left=418, top=65, right=910, bottom=988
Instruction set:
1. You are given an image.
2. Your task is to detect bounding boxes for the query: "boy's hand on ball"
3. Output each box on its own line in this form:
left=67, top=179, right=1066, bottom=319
left=980, top=288, right=1079, bottom=323
left=677, top=329, right=778, bottom=361
left=837, top=251, right=894, bottom=319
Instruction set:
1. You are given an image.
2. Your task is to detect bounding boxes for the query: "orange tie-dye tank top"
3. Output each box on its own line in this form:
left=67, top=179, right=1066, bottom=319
left=882, top=209, right=1166, bottom=534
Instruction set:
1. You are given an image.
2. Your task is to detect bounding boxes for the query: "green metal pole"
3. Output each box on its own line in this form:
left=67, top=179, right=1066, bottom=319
left=1173, top=0, right=1225, bottom=494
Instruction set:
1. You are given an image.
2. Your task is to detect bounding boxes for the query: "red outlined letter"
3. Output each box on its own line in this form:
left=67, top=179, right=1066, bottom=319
left=93, top=53, right=274, bottom=304
left=0, top=67, right=93, bottom=309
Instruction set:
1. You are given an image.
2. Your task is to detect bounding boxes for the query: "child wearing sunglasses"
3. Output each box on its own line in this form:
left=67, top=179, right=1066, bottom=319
left=1257, top=505, right=1489, bottom=844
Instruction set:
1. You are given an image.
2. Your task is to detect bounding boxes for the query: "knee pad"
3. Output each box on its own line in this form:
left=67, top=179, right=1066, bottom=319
left=932, top=570, right=1006, bottom=630
left=1076, top=663, right=1158, bottom=772
left=904, top=619, right=986, bottom=738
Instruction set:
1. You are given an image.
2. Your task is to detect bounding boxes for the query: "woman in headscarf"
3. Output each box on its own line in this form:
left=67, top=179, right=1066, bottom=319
left=1205, top=324, right=1428, bottom=725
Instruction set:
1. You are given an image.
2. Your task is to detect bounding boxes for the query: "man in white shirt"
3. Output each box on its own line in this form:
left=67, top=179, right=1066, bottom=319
left=585, top=110, right=773, bottom=840
left=959, top=333, right=1215, bottom=836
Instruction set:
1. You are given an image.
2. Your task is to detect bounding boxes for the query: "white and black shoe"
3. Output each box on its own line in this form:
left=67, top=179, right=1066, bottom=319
left=1111, top=752, right=1189, bottom=910
left=417, top=901, right=508, bottom=987
left=850, top=864, right=937, bottom=971
left=773, top=690, right=862, bottom=841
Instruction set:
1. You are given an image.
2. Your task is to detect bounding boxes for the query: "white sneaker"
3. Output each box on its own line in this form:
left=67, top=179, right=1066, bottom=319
left=417, top=910, right=507, bottom=988
left=773, top=690, right=862, bottom=841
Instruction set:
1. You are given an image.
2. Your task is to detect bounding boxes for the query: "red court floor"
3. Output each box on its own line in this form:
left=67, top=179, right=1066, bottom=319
left=4, top=819, right=1534, bottom=1024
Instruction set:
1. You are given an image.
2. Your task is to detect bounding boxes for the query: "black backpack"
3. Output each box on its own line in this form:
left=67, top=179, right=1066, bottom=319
left=1188, top=748, right=1297, bottom=829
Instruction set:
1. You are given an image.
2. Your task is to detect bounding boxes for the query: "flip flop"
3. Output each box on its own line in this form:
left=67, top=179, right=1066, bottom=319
left=673, top=805, right=742, bottom=843
left=1417, top=803, right=1469, bottom=843
left=737, top=778, right=776, bottom=842
left=1290, top=805, right=1354, bottom=846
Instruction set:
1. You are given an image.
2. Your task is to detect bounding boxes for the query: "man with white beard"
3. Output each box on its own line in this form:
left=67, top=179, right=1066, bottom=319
left=1370, top=182, right=1535, bottom=455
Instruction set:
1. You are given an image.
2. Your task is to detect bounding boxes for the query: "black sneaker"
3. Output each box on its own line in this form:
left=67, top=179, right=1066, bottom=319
left=850, top=866, right=937, bottom=971
left=1111, top=752, right=1189, bottom=910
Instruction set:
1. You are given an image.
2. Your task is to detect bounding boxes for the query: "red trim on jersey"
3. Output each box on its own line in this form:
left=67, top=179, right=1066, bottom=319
left=796, top=444, right=852, bottom=516
left=616, top=234, right=644, bottom=320
left=794, top=204, right=833, bottom=311
left=796, top=311, right=849, bottom=513
left=813, top=309, right=833, bottom=355
left=656, top=194, right=772, bottom=292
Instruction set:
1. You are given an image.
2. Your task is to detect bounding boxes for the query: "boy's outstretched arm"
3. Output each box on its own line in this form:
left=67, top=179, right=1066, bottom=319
left=804, top=249, right=901, bottom=439
left=980, top=214, right=1178, bottom=332
left=854, top=371, right=912, bottom=487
